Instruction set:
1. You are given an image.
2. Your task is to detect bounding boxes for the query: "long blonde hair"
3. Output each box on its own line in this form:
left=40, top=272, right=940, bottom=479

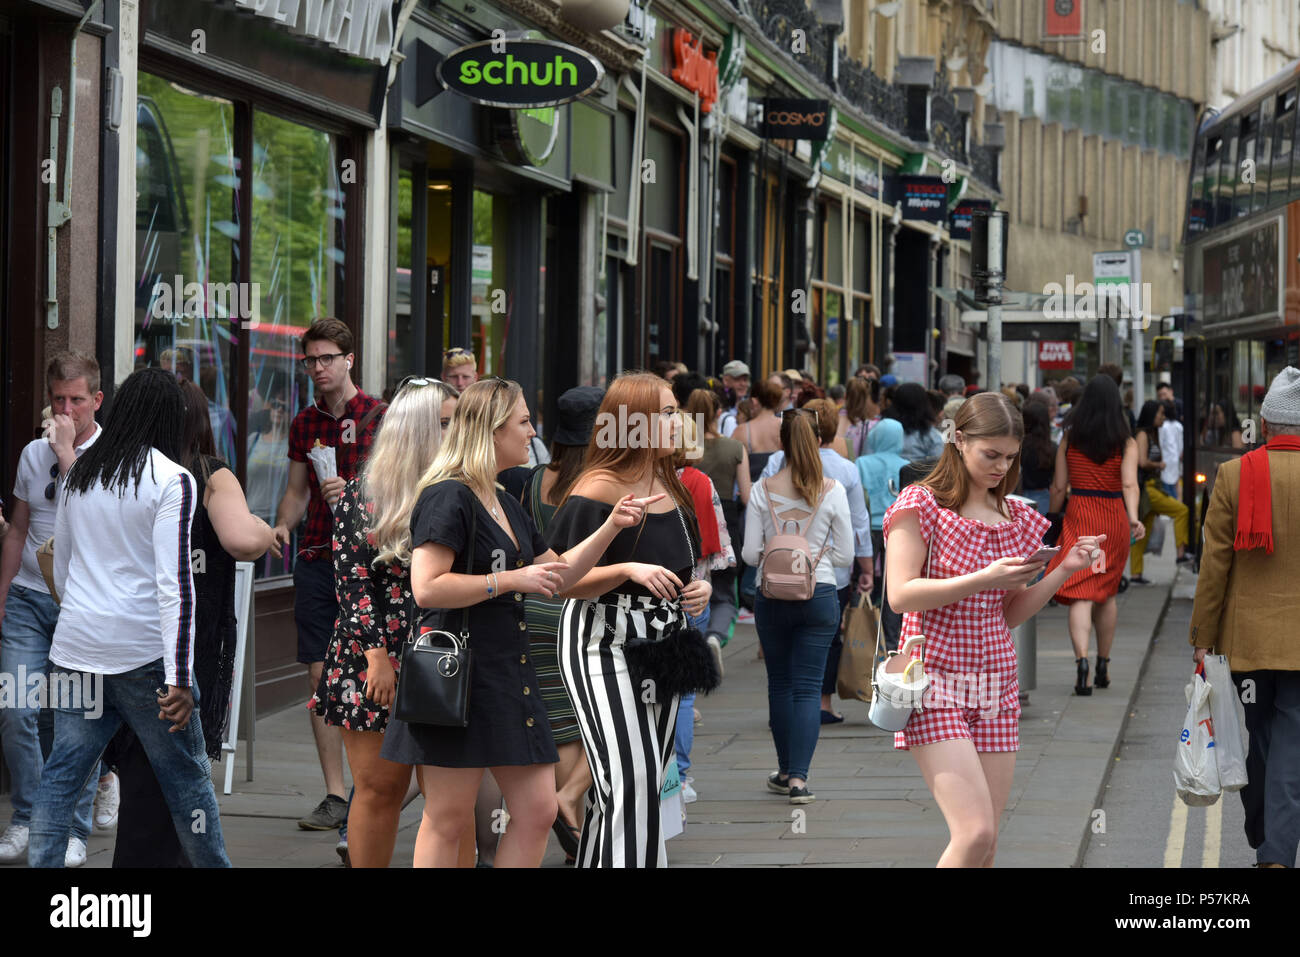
left=780, top=410, right=824, bottom=506
left=418, top=377, right=522, bottom=502
left=363, top=380, right=459, bottom=566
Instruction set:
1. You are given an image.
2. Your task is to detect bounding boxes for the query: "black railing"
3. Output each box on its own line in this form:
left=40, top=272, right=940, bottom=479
left=751, top=0, right=832, bottom=86
left=840, top=56, right=907, bottom=130
left=970, top=143, right=999, bottom=192
left=929, top=71, right=967, bottom=165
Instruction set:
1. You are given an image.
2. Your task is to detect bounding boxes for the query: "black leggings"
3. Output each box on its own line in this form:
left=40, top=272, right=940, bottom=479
left=109, top=728, right=191, bottom=868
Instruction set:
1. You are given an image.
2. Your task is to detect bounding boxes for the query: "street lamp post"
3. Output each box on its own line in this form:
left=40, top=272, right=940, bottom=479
left=972, top=209, right=1008, bottom=391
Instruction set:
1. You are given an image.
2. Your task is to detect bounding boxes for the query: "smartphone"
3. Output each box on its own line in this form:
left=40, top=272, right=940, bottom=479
left=1024, top=546, right=1061, bottom=565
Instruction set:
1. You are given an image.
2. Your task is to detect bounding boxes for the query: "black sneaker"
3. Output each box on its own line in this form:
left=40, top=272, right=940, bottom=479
left=1130, top=575, right=1152, bottom=585
left=298, top=794, right=348, bottom=831
left=766, top=772, right=791, bottom=795
left=788, top=786, right=816, bottom=805
left=1176, top=555, right=1193, bottom=564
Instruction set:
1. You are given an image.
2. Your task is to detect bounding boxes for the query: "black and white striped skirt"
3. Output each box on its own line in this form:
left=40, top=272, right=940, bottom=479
left=557, top=593, right=681, bottom=868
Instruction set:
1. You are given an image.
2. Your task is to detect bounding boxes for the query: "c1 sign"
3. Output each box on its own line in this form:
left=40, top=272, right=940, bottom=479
left=438, top=39, right=605, bottom=108
left=1038, top=340, right=1075, bottom=371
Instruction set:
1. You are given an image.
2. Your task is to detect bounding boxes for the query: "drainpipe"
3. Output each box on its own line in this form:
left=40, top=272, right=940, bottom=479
left=46, top=0, right=102, bottom=330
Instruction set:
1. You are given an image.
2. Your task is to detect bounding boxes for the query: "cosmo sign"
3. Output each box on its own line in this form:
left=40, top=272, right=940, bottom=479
left=218, top=0, right=396, bottom=65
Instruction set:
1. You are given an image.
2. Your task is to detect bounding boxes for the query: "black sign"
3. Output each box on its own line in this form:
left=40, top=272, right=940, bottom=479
left=949, top=199, right=993, bottom=240
left=893, top=175, right=948, bottom=223
left=438, top=39, right=604, bottom=109
left=761, top=98, right=831, bottom=140
left=1202, top=217, right=1282, bottom=327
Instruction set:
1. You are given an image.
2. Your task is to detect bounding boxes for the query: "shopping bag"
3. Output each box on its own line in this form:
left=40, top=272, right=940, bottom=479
left=1174, top=665, right=1221, bottom=806
left=660, top=757, right=684, bottom=840
left=1145, top=515, right=1167, bottom=555
left=836, top=591, right=880, bottom=704
left=1202, top=654, right=1249, bottom=792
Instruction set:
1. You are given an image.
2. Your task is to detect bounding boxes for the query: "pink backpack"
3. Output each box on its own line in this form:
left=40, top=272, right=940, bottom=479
left=758, top=478, right=834, bottom=601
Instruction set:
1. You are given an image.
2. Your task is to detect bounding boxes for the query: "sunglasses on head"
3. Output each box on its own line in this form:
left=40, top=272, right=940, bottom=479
left=396, top=375, right=442, bottom=392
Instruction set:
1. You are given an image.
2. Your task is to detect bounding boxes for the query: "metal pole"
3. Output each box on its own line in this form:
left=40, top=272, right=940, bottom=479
left=987, top=301, right=1002, bottom=392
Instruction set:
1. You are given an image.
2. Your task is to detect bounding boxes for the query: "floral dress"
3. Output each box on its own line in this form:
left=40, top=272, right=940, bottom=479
left=881, top=483, right=1051, bottom=753
left=310, top=479, right=412, bottom=733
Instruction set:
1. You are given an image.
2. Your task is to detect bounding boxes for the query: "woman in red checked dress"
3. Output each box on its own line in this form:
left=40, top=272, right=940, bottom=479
left=882, top=393, right=1106, bottom=867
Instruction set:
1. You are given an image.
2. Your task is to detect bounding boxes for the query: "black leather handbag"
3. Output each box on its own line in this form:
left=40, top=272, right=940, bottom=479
left=393, top=496, right=477, bottom=727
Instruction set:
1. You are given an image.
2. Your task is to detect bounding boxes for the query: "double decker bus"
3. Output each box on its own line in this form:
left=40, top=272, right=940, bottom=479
left=1183, top=60, right=1300, bottom=546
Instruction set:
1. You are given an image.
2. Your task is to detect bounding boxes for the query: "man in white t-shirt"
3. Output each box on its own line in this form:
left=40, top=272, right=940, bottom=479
left=1159, top=399, right=1184, bottom=498
left=0, top=353, right=104, bottom=868
left=27, top=367, right=230, bottom=868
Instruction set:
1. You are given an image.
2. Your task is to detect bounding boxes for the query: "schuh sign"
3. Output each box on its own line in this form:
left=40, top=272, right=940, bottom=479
left=438, top=38, right=604, bottom=109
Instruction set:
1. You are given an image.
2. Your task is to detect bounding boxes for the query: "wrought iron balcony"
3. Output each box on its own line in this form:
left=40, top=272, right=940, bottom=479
left=840, top=56, right=907, bottom=130
left=970, top=143, right=1000, bottom=192
left=750, top=0, right=832, bottom=86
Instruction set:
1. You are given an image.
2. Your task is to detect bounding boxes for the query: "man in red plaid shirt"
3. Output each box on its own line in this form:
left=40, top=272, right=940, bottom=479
left=273, top=318, right=384, bottom=833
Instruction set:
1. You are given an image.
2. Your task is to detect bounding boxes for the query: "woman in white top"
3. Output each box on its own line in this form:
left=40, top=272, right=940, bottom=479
left=743, top=408, right=853, bottom=805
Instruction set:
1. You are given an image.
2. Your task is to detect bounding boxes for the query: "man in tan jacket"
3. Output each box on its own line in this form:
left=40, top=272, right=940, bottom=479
left=1190, top=366, right=1300, bottom=868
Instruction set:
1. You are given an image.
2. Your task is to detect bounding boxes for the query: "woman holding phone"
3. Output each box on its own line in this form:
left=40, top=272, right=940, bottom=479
left=883, top=392, right=1105, bottom=867
left=380, top=378, right=660, bottom=868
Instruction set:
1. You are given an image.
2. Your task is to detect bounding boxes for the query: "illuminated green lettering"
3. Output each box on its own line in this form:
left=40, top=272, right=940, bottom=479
left=483, top=60, right=502, bottom=84
left=505, top=54, right=528, bottom=85
left=555, top=57, right=577, bottom=86
left=459, top=60, right=481, bottom=84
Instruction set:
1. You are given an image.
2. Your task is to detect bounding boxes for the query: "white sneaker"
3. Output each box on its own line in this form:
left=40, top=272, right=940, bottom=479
left=94, top=772, right=120, bottom=830
left=0, top=825, right=30, bottom=864
left=705, top=633, right=725, bottom=679
left=65, top=836, right=87, bottom=868
left=682, top=778, right=698, bottom=804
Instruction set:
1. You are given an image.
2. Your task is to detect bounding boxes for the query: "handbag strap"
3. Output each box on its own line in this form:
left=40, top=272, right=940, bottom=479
left=460, top=483, right=480, bottom=644
left=874, top=526, right=932, bottom=671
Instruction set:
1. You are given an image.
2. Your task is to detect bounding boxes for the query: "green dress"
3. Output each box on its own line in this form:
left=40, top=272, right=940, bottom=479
left=522, top=469, right=582, bottom=745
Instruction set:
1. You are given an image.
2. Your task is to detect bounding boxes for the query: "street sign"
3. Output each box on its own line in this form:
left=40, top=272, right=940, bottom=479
left=1124, top=229, right=1146, bottom=248
left=892, top=352, right=927, bottom=384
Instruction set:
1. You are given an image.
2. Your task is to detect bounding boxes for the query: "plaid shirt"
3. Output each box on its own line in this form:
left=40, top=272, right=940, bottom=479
left=288, top=389, right=384, bottom=561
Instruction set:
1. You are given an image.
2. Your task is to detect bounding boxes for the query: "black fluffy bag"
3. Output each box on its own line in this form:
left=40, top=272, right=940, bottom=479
left=623, top=614, right=721, bottom=699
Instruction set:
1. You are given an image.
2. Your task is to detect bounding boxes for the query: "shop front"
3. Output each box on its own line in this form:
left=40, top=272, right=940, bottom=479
left=133, top=0, right=390, bottom=713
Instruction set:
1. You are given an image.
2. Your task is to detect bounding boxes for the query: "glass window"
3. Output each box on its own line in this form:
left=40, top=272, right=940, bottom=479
left=1273, top=87, right=1296, bottom=206
left=1046, top=59, right=1069, bottom=126
left=249, top=108, right=346, bottom=577
left=1126, top=85, right=1144, bottom=145
left=471, top=190, right=514, bottom=377
left=134, top=74, right=239, bottom=476
left=388, top=164, right=414, bottom=391
left=1105, top=77, right=1126, bottom=139
left=1224, top=132, right=1240, bottom=221
left=1084, top=72, right=1104, bottom=134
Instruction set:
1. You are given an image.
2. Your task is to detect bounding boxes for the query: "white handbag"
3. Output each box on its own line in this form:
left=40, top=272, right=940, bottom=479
left=868, top=541, right=932, bottom=732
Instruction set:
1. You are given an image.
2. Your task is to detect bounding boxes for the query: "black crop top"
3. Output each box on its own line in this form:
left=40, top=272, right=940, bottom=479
left=546, top=494, right=700, bottom=600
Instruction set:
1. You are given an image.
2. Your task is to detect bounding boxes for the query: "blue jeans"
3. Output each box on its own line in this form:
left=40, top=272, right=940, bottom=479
left=1022, top=488, right=1051, bottom=515
left=755, top=584, right=840, bottom=781
left=29, top=659, right=230, bottom=867
left=0, top=584, right=96, bottom=839
left=1162, top=482, right=1178, bottom=498
left=675, top=606, right=711, bottom=779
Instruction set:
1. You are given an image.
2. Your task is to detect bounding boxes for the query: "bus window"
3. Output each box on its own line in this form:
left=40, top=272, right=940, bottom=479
left=1206, top=131, right=1226, bottom=228
left=1236, top=109, right=1257, bottom=219
left=1254, top=98, right=1274, bottom=214
left=1271, top=86, right=1296, bottom=207
left=1186, top=129, right=1207, bottom=239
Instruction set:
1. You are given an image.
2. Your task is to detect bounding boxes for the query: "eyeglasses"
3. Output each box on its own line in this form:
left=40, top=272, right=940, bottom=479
left=300, top=353, right=345, bottom=370
left=44, top=462, right=59, bottom=501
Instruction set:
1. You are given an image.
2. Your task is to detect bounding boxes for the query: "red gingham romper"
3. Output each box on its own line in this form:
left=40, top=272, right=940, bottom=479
left=881, top=484, right=1052, bottom=752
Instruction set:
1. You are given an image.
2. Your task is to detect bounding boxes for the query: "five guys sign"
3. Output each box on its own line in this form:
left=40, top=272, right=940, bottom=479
left=1038, top=340, right=1075, bottom=371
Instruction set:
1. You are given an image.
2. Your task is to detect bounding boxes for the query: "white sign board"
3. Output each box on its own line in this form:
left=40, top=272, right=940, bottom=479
left=892, top=351, right=928, bottom=385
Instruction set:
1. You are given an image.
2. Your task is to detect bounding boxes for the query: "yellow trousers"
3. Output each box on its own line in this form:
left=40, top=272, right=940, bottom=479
left=1129, top=479, right=1189, bottom=576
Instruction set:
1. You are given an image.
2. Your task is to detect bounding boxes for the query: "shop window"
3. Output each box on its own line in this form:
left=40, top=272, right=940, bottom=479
left=134, top=76, right=238, bottom=472
left=135, top=72, right=351, bottom=583
left=471, top=190, right=513, bottom=377
left=388, top=165, right=414, bottom=389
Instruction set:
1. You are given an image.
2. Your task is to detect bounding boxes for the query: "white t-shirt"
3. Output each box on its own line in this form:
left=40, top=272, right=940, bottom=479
left=50, top=449, right=198, bottom=688
left=742, top=478, right=854, bottom=587
left=1159, top=420, right=1184, bottom=486
left=9, top=424, right=101, bottom=594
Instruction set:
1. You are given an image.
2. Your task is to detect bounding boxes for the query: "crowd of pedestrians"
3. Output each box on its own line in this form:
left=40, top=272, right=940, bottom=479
left=2, top=326, right=1285, bottom=868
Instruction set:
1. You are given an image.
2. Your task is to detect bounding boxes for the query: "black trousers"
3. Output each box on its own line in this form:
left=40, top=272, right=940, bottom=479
left=1233, top=669, right=1300, bottom=867
left=822, top=583, right=853, bottom=697
left=109, top=728, right=191, bottom=868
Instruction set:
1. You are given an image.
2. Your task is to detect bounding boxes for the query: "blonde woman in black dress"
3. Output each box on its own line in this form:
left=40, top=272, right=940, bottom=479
left=381, top=378, right=659, bottom=867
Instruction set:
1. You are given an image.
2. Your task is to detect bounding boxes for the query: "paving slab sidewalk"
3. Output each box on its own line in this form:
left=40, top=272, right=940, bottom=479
left=0, top=555, right=1180, bottom=868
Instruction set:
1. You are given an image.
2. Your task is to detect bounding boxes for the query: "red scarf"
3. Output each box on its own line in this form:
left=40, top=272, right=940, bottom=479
left=678, top=466, right=722, bottom=559
left=1234, top=435, right=1300, bottom=552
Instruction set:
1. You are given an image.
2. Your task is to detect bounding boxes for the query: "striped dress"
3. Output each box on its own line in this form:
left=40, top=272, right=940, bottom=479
left=1047, top=444, right=1131, bottom=603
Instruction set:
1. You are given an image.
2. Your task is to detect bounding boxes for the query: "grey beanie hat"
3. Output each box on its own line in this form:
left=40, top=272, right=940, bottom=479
left=1261, top=366, right=1300, bottom=426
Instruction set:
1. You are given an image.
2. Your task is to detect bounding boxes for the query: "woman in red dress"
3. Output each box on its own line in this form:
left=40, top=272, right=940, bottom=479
left=883, top=393, right=1104, bottom=867
left=1046, top=375, right=1145, bottom=695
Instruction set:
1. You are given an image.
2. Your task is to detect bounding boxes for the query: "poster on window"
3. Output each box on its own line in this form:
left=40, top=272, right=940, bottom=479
left=1044, top=0, right=1084, bottom=40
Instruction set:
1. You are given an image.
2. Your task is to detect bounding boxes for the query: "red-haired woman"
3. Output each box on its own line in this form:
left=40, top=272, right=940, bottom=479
left=883, top=392, right=1105, bottom=866
left=548, top=372, right=714, bottom=867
